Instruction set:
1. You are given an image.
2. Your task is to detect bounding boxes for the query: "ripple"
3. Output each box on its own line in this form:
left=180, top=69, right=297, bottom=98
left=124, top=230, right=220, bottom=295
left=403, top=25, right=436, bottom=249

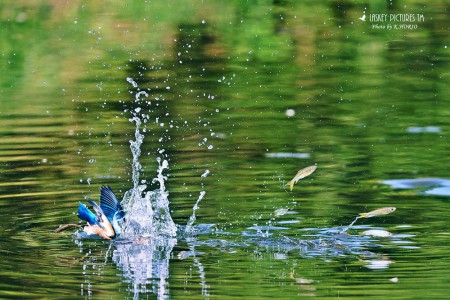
left=406, top=126, right=441, bottom=133
left=380, top=178, right=450, bottom=196
left=265, top=152, right=310, bottom=159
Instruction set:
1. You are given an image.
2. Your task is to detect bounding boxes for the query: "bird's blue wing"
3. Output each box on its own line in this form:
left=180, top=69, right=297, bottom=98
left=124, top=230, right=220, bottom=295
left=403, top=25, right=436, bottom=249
left=88, top=199, right=105, bottom=217
left=100, top=185, right=125, bottom=222
left=88, top=199, right=117, bottom=239
left=77, top=201, right=98, bottom=225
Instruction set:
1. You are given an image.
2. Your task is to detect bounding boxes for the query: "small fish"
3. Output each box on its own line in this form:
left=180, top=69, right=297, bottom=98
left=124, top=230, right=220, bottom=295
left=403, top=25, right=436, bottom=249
left=274, top=208, right=289, bottom=217
left=177, top=251, right=194, bottom=260
left=364, top=259, right=394, bottom=270
left=362, top=229, right=392, bottom=237
left=295, top=278, right=314, bottom=285
left=286, top=165, right=317, bottom=191
left=358, top=207, right=396, bottom=218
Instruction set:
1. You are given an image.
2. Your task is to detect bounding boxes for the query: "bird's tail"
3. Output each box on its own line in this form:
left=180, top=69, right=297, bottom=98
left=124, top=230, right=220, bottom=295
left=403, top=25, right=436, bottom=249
left=77, top=202, right=97, bottom=225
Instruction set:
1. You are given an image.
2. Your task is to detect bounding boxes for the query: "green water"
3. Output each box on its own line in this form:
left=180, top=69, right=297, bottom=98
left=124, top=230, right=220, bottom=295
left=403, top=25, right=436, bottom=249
left=1, top=1, right=449, bottom=299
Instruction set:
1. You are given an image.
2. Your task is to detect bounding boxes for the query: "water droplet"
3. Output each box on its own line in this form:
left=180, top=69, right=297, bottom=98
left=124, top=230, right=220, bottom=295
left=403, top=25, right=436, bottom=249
left=285, top=109, right=295, bottom=117
left=126, top=77, right=138, bottom=88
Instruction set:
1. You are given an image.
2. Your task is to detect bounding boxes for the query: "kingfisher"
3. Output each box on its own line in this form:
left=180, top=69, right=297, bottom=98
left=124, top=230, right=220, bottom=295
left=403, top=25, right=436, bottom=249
left=77, top=185, right=125, bottom=240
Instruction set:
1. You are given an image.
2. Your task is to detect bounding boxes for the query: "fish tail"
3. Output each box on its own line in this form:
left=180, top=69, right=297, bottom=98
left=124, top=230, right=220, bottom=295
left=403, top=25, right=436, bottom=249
left=286, top=180, right=294, bottom=191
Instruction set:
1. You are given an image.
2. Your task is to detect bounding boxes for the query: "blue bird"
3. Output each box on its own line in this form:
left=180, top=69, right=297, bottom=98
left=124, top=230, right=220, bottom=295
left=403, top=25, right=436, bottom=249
left=77, top=186, right=124, bottom=240
left=99, top=185, right=125, bottom=235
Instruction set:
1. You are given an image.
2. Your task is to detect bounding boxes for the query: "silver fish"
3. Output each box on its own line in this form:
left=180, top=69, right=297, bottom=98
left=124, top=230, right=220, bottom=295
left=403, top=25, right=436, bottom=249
left=358, top=207, right=396, bottom=218
left=274, top=208, right=289, bottom=217
left=362, top=229, right=392, bottom=237
left=286, top=165, right=317, bottom=191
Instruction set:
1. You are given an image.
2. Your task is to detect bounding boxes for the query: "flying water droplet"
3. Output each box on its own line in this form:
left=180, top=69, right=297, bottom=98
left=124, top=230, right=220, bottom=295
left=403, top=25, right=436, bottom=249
left=126, top=77, right=138, bottom=88
left=185, top=191, right=206, bottom=235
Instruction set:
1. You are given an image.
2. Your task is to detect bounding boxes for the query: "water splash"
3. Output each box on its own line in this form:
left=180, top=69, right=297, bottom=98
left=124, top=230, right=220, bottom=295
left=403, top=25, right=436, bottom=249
left=119, top=87, right=177, bottom=238
left=112, top=237, right=176, bottom=300
left=105, top=79, right=177, bottom=300
left=341, top=216, right=360, bottom=233
left=149, top=158, right=176, bottom=237
left=184, top=191, right=206, bottom=235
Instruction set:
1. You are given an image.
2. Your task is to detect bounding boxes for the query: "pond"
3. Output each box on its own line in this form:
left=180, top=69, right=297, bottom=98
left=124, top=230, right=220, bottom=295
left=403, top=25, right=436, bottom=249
left=1, top=1, right=449, bottom=299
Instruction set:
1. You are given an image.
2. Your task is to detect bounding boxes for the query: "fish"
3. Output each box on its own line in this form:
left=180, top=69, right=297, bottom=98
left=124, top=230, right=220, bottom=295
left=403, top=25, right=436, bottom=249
left=358, top=207, right=396, bottom=218
left=77, top=185, right=124, bottom=240
left=341, top=207, right=397, bottom=233
left=177, top=251, right=194, bottom=260
left=362, top=229, right=392, bottom=237
left=364, top=259, right=394, bottom=270
left=274, top=208, right=289, bottom=217
left=286, top=165, right=317, bottom=191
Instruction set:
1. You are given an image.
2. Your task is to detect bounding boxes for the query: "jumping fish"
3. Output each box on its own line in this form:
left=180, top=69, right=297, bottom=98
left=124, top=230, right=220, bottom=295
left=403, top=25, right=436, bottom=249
left=286, top=165, right=317, bottom=191
left=274, top=208, right=289, bottom=217
left=358, top=207, right=396, bottom=219
left=362, top=229, right=393, bottom=237
left=341, top=207, right=397, bottom=233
